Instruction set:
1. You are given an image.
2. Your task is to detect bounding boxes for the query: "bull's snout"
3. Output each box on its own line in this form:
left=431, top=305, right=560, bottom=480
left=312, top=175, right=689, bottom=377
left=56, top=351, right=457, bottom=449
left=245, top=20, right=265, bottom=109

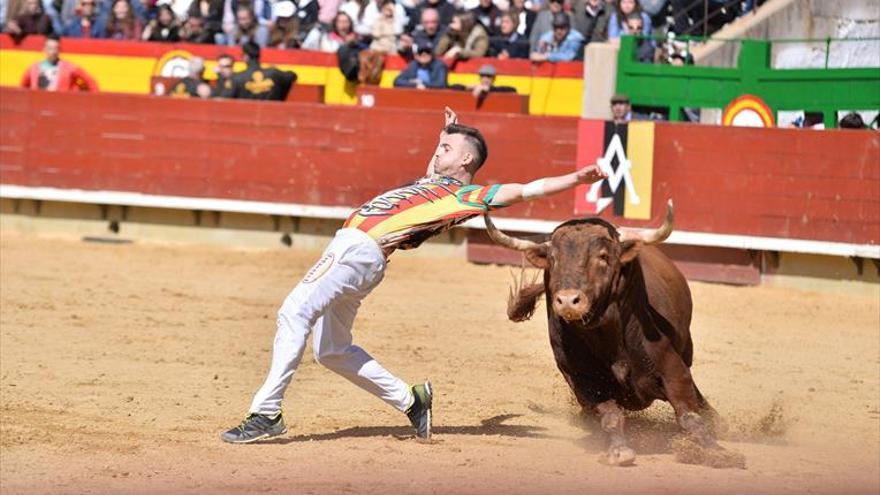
left=553, top=289, right=590, bottom=322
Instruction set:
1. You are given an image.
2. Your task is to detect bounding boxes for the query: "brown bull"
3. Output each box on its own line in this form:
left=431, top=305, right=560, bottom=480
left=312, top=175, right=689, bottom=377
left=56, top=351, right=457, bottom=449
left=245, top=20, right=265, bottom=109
left=485, top=201, right=723, bottom=466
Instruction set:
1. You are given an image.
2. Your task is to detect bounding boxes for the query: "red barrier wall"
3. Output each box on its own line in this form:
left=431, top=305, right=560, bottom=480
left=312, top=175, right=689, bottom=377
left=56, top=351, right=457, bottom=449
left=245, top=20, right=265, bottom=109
left=1, top=88, right=878, bottom=247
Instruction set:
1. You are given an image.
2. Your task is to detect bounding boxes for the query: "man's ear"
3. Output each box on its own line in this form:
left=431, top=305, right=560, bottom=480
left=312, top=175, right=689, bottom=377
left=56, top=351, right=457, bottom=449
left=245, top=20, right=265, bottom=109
left=525, top=244, right=549, bottom=269
left=619, top=240, right=643, bottom=264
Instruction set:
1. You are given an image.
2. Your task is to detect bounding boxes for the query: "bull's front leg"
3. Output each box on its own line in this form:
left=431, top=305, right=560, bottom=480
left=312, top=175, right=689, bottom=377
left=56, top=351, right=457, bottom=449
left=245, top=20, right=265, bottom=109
left=595, top=400, right=636, bottom=466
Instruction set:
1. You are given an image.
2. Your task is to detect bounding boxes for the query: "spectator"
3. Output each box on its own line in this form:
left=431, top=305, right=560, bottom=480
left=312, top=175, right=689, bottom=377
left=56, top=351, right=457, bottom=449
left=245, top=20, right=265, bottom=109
left=407, top=0, right=454, bottom=34
left=839, top=113, right=867, bottom=130
left=393, top=39, right=447, bottom=89
left=436, top=11, right=488, bottom=62
left=571, top=0, right=609, bottom=42
left=464, top=63, right=516, bottom=99
left=338, top=0, right=369, bottom=36
left=397, top=7, right=444, bottom=58
left=269, top=1, right=303, bottom=48
left=186, top=0, right=224, bottom=42
left=180, top=12, right=216, bottom=42
left=488, top=11, right=528, bottom=59
left=639, top=0, right=667, bottom=34
left=356, top=0, right=407, bottom=38
left=212, top=52, right=236, bottom=96
left=62, top=0, right=107, bottom=38
left=142, top=4, right=180, bottom=41
left=625, top=12, right=653, bottom=62
left=169, top=56, right=212, bottom=97
left=470, top=0, right=501, bottom=36
left=530, top=11, right=583, bottom=62
left=21, top=35, right=98, bottom=91
left=317, top=0, right=342, bottom=25
left=227, top=4, right=268, bottom=46
left=509, top=0, right=535, bottom=38
left=105, top=0, right=143, bottom=39
left=528, top=0, right=566, bottom=53
left=302, top=11, right=359, bottom=52
left=610, top=93, right=630, bottom=123
left=5, top=0, right=54, bottom=42
left=368, top=0, right=400, bottom=53
left=608, top=0, right=650, bottom=40
left=231, top=41, right=297, bottom=100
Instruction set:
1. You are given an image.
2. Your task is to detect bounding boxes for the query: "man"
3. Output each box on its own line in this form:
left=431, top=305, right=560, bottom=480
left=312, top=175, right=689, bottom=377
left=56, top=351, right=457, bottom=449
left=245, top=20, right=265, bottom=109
left=625, top=13, right=654, bottom=63
left=528, top=0, right=567, bottom=53
left=220, top=107, right=608, bottom=443
left=406, top=0, right=454, bottom=34
left=611, top=93, right=631, bottom=124
left=20, top=35, right=97, bottom=91
left=231, top=42, right=297, bottom=101
left=470, top=0, right=501, bottom=36
left=488, top=12, right=529, bottom=59
left=571, top=0, right=610, bottom=42
left=5, top=0, right=53, bottom=42
left=62, top=0, right=106, bottom=38
left=398, top=7, right=445, bottom=58
left=227, top=5, right=269, bottom=46
left=393, top=40, right=447, bottom=90
left=212, top=53, right=237, bottom=98
left=530, top=12, right=584, bottom=62
left=467, top=64, right=516, bottom=100
left=169, top=57, right=212, bottom=98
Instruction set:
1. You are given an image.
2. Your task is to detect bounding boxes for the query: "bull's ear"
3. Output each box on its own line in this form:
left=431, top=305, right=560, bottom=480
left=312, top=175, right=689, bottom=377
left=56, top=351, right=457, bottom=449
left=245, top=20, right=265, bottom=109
left=619, top=240, right=644, bottom=264
left=524, top=244, right=549, bottom=269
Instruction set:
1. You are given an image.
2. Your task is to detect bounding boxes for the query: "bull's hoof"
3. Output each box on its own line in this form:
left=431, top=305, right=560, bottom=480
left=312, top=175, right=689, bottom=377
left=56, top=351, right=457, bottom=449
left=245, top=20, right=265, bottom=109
left=671, top=435, right=746, bottom=469
left=600, top=445, right=636, bottom=467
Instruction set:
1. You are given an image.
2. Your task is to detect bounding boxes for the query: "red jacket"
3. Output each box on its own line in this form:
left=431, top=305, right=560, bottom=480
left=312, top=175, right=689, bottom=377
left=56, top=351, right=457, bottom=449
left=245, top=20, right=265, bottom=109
left=20, top=59, right=99, bottom=92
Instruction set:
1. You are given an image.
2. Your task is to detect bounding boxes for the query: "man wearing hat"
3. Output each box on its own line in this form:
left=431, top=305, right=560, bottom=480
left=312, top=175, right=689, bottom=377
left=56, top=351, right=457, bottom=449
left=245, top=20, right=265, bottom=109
left=393, top=40, right=448, bottom=90
left=611, top=93, right=632, bottom=124
left=468, top=64, right=516, bottom=100
left=530, top=12, right=585, bottom=62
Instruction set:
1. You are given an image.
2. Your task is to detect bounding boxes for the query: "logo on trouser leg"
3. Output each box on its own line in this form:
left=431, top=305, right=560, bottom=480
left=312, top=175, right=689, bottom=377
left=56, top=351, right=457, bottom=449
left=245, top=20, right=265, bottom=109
left=302, top=253, right=335, bottom=284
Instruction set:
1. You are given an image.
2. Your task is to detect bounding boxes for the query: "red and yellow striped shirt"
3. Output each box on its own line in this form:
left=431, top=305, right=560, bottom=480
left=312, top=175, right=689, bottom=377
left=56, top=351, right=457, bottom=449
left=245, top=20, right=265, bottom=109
left=344, top=175, right=505, bottom=251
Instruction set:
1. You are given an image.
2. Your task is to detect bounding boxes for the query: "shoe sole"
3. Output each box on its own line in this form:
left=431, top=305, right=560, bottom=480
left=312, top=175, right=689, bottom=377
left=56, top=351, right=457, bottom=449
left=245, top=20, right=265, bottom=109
left=424, top=380, right=432, bottom=440
left=221, top=426, right=288, bottom=444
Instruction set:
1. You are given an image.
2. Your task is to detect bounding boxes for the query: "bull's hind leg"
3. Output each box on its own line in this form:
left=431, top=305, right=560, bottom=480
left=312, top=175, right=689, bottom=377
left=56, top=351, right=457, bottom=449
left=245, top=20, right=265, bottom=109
left=595, top=400, right=636, bottom=466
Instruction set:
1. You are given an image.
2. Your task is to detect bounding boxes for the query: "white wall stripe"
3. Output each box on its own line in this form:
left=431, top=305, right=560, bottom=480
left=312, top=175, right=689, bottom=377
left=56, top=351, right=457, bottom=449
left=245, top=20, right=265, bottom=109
left=2, top=184, right=878, bottom=259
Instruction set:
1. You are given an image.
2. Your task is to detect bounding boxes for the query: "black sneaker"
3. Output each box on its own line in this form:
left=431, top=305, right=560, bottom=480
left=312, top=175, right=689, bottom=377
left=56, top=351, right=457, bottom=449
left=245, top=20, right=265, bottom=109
left=406, top=381, right=432, bottom=440
left=220, top=413, right=287, bottom=444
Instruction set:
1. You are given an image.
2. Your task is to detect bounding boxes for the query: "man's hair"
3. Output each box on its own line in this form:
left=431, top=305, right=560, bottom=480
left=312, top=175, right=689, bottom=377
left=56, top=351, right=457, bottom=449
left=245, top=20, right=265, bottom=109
left=839, top=112, right=866, bottom=129
left=445, top=123, right=488, bottom=172
left=242, top=41, right=261, bottom=62
left=46, top=33, right=60, bottom=43
left=218, top=53, right=234, bottom=62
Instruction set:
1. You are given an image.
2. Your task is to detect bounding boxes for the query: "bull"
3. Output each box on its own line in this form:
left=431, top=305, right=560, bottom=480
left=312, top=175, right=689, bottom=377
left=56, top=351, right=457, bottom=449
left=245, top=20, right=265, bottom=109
left=485, top=201, right=724, bottom=466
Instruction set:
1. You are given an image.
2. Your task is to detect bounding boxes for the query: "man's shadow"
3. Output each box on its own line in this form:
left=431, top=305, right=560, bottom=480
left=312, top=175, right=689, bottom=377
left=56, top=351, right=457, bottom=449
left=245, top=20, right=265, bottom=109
left=263, top=414, right=555, bottom=444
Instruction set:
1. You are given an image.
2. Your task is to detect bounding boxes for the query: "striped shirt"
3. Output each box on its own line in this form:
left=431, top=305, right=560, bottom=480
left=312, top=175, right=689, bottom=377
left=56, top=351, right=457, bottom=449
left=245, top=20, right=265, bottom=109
left=344, top=175, right=505, bottom=252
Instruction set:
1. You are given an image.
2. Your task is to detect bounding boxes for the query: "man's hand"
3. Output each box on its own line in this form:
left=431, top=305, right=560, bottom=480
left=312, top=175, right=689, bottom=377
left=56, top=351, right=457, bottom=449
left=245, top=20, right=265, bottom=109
left=576, top=164, right=607, bottom=184
left=444, top=106, right=458, bottom=126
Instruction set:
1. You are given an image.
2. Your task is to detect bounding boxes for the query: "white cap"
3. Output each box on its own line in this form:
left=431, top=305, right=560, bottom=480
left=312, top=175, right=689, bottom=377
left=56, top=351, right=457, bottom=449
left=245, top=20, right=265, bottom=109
left=273, top=1, right=295, bottom=18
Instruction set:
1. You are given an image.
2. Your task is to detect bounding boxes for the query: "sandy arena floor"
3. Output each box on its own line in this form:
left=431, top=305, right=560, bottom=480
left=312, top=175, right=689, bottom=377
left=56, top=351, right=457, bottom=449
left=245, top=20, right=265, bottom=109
left=1, top=231, right=878, bottom=495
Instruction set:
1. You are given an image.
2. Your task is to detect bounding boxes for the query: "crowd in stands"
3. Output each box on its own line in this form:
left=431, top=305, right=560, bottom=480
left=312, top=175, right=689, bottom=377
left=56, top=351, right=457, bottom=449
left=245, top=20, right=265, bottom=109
left=3, top=0, right=761, bottom=68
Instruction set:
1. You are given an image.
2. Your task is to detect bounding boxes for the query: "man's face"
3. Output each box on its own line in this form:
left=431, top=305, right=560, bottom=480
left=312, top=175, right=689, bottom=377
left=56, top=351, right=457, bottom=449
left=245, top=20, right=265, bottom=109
left=553, top=24, right=568, bottom=43
left=480, top=75, right=494, bottom=88
left=80, top=0, right=96, bottom=16
left=25, top=0, right=41, bottom=14
left=44, top=39, right=60, bottom=63
left=500, top=14, right=514, bottom=35
left=586, top=0, right=600, bottom=7
left=479, top=0, right=491, bottom=8
left=626, top=18, right=642, bottom=34
left=421, top=9, right=439, bottom=35
left=218, top=57, right=234, bottom=77
left=415, top=48, right=433, bottom=65
left=237, top=9, right=254, bottom=28
left=430, top=132, right=471, bottom=176
left=548, top=0, right=563, bottom=13
left=611, top=101, right=630, bottom=120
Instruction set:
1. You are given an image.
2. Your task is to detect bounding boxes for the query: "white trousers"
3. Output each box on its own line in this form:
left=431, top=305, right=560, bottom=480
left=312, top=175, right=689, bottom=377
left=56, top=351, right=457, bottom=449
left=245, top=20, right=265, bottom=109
left=249, top=228, right=413, bottom=415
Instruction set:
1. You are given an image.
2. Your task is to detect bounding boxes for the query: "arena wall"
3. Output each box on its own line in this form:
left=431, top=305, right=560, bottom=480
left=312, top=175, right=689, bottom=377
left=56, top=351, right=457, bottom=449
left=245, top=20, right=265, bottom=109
left=1, top=87, right=878, bottom=287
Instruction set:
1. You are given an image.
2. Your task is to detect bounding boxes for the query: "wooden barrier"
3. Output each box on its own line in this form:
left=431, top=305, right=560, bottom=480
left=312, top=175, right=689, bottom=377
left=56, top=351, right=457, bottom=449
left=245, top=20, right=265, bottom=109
left=149, top=76, right=324, bottom=103
left=356, top=86, right=529, bottom=114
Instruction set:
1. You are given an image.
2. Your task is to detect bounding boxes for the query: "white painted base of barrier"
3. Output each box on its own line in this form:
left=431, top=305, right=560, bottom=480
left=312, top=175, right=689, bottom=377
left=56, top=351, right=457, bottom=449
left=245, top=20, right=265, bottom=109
left=2, top=184, right=878, bottom=259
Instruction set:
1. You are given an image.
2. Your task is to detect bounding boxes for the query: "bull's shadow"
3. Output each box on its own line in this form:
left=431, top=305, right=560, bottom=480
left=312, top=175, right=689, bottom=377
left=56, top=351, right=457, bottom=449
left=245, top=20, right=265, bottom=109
left=262, top=414, right=554, bottom=444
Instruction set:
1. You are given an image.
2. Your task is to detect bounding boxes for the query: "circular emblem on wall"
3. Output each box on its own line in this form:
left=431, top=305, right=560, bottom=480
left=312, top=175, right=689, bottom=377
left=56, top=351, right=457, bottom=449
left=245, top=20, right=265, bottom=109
left=153, top=49, right=194, bottom=77
left=722, top=94, right=775, bottom=127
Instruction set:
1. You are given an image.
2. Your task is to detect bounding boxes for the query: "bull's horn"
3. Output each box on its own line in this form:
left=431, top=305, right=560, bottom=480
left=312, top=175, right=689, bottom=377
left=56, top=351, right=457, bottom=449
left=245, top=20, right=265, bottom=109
left=484, top=214, right=541, bottom=251
left=618, top=199, right=674, bottom=245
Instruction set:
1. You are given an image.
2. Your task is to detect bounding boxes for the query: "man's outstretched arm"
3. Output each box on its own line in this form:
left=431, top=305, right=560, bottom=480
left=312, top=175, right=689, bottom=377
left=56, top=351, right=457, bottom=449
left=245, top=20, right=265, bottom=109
left=490, top=166, right=608, bottom=206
